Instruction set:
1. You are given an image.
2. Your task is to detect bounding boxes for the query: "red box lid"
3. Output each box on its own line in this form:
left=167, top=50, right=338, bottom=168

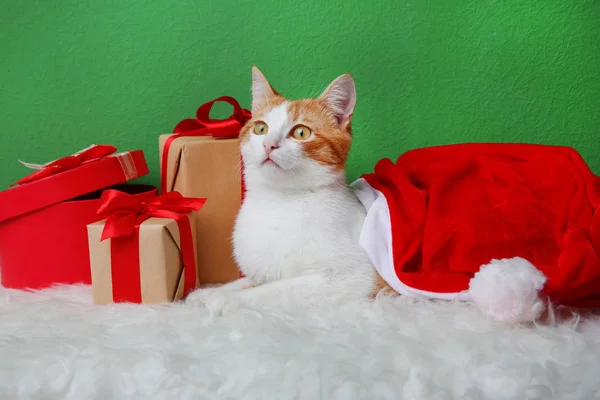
left=0, top=144, right=150, bottom=223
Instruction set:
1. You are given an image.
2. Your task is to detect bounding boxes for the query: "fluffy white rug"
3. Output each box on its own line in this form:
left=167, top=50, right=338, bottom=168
left=1, top=284, right=600, bottom=399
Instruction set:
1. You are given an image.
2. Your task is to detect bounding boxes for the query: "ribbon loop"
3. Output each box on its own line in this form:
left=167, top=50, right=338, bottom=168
left=173, top=96, right=252, bottom=139
left=12, top=144, right=118, bottom=186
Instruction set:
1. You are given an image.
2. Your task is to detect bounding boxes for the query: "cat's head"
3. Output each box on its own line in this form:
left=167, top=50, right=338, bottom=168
left=240, top=66, right=356, bottom=190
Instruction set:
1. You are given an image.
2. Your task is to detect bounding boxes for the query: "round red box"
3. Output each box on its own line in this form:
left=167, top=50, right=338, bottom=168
left=0, top=148, right=156, bottom=290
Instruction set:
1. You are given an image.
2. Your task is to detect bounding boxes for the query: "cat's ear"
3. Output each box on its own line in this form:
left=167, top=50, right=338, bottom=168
left=318, top=73, right=356, bottom=128
left=251, top=66, right=277, bottom=112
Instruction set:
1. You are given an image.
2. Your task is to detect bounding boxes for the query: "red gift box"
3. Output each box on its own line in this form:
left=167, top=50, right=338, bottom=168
left=0, top=145, right=156, bottom=290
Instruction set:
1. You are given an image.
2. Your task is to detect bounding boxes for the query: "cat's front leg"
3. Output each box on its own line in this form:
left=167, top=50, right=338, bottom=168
left=235, top=274, right=328, bottom=308
left=214, top=277, right=255, bottom=291
left=184, top=277, right=254, bottom=308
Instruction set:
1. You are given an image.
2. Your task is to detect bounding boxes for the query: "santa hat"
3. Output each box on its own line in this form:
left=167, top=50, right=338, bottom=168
left=352, top=143, right=600, bottom=312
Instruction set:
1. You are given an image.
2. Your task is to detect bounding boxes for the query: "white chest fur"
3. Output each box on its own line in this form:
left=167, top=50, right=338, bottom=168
left=232, top=186, right=372, bottom=285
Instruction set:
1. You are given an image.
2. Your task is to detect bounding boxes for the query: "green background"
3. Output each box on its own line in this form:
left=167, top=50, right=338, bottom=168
left=1, top=0, right=599, bottom=189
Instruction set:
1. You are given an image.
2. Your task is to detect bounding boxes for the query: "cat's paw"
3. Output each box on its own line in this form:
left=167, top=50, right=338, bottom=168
left=468, top=257, right=547, bottom=325
left=185, top=288, right=216, bottom=307
left=184, top=287, right=238, bottom=316
left=184, top=287, right=228, bottom=313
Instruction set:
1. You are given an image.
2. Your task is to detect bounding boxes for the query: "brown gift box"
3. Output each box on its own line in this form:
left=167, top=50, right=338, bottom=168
left=159, top=135, right=242, bottom=284
left=87, top=216, right=198, bottom=304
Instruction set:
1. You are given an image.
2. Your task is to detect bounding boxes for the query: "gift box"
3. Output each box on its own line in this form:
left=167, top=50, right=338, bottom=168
left=87, top=190, right=206, bottom=304
left=159, top=96, right=252, bottom=284
left=0, top=145, right=156, bottom=290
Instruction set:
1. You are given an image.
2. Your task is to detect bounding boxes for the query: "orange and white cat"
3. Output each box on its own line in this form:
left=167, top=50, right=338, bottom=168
left=185, top=66, right=388, bottom=309
left=186, top=67, right=548, bottom=324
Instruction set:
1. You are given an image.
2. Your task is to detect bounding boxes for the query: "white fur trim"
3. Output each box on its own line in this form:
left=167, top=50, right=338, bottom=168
left=351, top=178, right=471, bottom=301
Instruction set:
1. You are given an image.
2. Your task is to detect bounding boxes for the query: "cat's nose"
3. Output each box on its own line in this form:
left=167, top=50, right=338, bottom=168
left=264, top=144, right=279, bottom=156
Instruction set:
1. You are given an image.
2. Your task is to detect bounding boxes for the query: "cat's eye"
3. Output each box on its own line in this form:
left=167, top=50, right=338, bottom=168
left=253, top=122, right=268, bottom=135
left=291, top=125, right=312, bottom=140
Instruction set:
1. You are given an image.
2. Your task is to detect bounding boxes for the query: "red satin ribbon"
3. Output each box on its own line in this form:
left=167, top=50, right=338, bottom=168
left=12, top=144, right=117, bottom=186
left=161, top=96, right=252, bottom=194
left=98, top=189, right=207, bottom=303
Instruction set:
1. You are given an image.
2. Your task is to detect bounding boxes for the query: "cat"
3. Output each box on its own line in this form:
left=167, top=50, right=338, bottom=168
left=185, top=67, right=550, bottom=324
left=185, top=66, right=391, bottom=309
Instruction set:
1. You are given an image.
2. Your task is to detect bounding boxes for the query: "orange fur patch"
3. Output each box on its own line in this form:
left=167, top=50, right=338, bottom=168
left=371, top=273, right=398, bottom=299
left=288, top=99, right=352, bottom=171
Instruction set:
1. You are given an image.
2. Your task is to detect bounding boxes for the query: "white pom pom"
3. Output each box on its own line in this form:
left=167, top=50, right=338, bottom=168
left=468, top=257, right=547, bottom=324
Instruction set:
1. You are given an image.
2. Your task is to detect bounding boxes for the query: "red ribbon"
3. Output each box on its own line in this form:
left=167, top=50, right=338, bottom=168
left=161, top=96, right=252, bottom=194
left=12, top=144, right=117, bottom=186
left=97, top=189, right=207, bottom=303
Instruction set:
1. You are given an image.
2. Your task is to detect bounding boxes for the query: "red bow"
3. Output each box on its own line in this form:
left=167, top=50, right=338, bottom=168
left=98, top=190, right=206, bottom=240
left=161, top=96, right=252, bottom=193
left=173, top=96, right=252, bottom=138
left=97, top=190, right=207, bottom=302
left=12, top=144, right=117, bottom=186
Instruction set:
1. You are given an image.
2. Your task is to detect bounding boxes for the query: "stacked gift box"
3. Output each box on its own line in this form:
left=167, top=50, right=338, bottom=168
left=0, top=97, right=250, bottom=304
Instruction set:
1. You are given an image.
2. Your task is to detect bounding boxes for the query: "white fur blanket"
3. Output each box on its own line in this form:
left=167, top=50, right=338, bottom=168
left=0, top=284, right=599, bottom=399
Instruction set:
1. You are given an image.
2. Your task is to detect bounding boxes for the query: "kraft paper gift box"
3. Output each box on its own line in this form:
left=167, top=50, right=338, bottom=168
left=87, top=190, right=206, bottom=304
left=159, top=96, right=252, bottom=285
left=0, top=144, right=155, bottom=290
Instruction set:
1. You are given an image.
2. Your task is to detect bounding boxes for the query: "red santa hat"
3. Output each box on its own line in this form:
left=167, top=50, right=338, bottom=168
left=352, top=143, right=600, bottom=312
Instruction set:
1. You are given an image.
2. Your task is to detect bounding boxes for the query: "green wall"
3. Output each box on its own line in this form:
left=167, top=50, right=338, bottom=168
left=1, top=0, right=599, bottom=189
